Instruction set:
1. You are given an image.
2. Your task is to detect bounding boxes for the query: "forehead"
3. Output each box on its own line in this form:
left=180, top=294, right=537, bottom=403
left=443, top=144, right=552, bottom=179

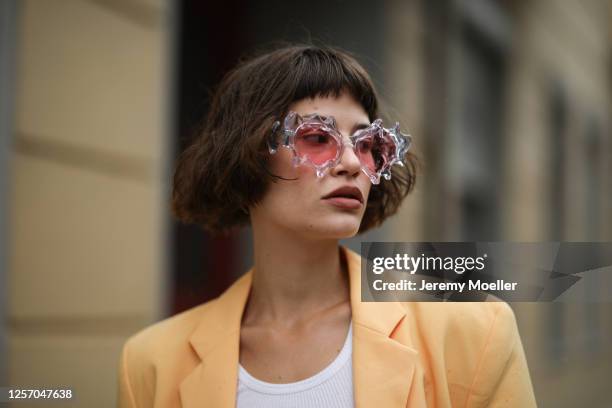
left=288, top=92, right=369, bottom=127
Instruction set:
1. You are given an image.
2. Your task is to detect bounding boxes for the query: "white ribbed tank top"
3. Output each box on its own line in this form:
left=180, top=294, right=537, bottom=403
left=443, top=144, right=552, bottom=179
left=236, top=322, right=354, bottom=407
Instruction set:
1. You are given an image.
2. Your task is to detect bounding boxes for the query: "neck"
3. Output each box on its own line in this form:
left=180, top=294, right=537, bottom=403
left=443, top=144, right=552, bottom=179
left=244, top=221, right=350, bottom=327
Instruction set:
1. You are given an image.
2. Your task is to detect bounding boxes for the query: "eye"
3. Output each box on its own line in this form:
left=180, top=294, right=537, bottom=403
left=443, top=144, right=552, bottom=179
left=302, top=133, right=333, bottom=145
left=357, top=139, right=373, bottom=153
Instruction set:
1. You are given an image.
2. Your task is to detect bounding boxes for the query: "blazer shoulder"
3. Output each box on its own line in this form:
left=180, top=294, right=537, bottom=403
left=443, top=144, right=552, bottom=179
left=120, top=297, right=222, bottom=381
left=117, top=298, right=221, bottom=407
left=125, top=297, right=219, bottom=355
left=402, top=301, right=521, bottom=364
left=402, top=300, right=516, bottom=337
left=400, top=301, right=532, bottom=406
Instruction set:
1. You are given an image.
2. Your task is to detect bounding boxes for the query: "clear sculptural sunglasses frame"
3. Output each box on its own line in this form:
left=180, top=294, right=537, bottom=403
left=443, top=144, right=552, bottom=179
left=267, top=111, right=413, bottom=184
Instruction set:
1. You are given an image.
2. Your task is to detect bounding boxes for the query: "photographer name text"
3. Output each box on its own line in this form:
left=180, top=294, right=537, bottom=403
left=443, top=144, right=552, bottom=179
left=372, top=279, right=518, bottom=292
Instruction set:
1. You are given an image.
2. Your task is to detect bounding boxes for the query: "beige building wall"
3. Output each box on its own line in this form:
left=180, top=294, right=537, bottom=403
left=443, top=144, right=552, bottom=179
left=7, top=0, right=170, bottom=406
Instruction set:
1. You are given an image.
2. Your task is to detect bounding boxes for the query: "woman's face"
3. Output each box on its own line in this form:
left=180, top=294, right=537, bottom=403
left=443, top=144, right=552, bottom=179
left=251, top=91, right=372, bottom=240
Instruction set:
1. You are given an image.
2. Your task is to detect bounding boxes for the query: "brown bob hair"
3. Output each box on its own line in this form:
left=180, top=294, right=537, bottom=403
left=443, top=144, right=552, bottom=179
left=171, top=44, right=419, bottom=236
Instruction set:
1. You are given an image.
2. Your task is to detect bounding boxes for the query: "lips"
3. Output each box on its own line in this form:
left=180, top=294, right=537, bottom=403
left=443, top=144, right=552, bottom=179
left=321, top=186, right=364, bottom=204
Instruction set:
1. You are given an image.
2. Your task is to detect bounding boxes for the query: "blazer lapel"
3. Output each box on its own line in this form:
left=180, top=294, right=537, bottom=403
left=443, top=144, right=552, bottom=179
left=179, top=246, right=420, bottom=408
left=352, top=325, right=420, bottom=406
left=343, top=246, right=421, bottom=407
left=179, top=269, right=253, bottom=408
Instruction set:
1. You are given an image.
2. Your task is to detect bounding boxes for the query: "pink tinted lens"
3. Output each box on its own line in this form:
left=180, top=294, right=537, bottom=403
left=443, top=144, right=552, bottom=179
left=355, top=130, right=396, bottom=174
left=294, top=124, right=339, bottom=165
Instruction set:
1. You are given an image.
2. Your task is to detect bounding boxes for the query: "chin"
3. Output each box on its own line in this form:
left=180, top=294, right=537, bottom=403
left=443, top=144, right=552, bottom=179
left=314, top=218, right=362, bottom=239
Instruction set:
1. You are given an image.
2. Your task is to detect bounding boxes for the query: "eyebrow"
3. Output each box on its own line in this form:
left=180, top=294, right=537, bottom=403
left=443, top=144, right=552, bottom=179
left=351, top=123, right=371, bottom=134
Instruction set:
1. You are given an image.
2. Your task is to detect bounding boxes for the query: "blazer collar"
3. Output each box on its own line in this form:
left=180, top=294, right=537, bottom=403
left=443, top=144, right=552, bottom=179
left=179, top=245, right=419, bottom=407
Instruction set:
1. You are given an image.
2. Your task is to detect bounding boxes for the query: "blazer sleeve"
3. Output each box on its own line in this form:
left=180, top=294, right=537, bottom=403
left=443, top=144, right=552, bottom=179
left=465, top=303, right=537, bottom=408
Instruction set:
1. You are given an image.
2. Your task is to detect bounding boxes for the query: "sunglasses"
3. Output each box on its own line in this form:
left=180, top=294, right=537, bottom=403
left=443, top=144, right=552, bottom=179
left=267, top=111, right=412, bottom=184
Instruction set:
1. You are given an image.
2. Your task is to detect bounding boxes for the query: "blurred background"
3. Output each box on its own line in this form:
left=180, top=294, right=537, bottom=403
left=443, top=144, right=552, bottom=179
left=1, top=0, right=611, bottom=406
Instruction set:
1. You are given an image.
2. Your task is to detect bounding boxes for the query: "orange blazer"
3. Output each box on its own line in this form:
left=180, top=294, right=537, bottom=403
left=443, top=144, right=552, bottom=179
left=117, top=245, right=537, bottom=407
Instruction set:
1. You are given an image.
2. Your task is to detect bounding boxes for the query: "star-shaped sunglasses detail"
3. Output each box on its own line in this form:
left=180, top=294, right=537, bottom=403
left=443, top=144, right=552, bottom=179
left=268, top=111, right=412, bottom=184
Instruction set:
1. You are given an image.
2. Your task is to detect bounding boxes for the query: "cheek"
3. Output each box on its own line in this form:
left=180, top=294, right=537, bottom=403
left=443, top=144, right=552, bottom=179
left=260, top=177, right=322, bottom=230
left=269, top=148, right=321, bottom=184
left=359, top=174, right=372, bottom=199
left=265, top=158, right=318, bottom=206
left=268, top=148, right=296, bottom=177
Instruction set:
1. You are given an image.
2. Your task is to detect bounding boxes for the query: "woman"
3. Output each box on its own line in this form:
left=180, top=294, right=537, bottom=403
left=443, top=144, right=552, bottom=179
left=117, top=45, right=536, bottom=407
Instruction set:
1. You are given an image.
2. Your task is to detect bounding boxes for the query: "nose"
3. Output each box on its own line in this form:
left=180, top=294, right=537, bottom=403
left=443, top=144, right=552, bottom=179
left=329, top=139, right=362, bottom=178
